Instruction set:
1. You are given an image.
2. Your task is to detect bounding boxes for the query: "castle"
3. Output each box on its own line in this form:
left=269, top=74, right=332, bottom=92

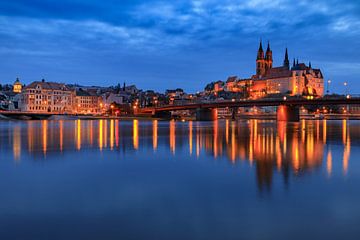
left=222, top=41, right=324, bottom=98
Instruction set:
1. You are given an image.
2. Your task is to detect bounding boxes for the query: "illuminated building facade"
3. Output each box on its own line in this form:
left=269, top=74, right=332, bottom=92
left=13, top=78, right=22, bottom=93
left=224, top=41, right=324, bottom=99
left=75, top=89, right=101, bottom=114
left=20, top=79, right=75, bottom=113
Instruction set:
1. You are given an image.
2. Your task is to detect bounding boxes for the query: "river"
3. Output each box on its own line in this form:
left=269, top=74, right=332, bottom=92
left=0, top=119, right=359, bottom=239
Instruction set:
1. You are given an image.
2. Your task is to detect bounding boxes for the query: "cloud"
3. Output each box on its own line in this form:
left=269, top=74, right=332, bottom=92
left=0, top=0, right=360, bottom=92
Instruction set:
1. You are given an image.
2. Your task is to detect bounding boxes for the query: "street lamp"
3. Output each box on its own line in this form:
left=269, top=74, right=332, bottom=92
left=327, top=80, right=331, bottom=94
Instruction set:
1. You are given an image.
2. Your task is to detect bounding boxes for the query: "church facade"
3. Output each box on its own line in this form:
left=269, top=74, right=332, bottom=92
left=224, top=41, right=324, bottom=99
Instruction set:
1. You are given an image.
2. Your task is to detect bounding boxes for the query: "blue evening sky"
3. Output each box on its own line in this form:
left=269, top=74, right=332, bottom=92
left=0, top=0, right=359, bottom=93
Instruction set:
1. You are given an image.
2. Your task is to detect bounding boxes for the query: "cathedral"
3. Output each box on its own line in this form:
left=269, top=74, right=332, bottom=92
left=225, top=41, right=324, bottom=98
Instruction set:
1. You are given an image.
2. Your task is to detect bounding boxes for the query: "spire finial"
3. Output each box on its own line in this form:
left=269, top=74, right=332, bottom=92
left=283, top=48, right=290, bottom=69
left=258, top=38, right=263, bottom=51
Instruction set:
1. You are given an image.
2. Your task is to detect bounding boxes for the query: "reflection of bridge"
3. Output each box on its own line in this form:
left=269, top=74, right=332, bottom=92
left=141, top=98, right=360, bottom=121
left=0, top=111, right=65, bottom=120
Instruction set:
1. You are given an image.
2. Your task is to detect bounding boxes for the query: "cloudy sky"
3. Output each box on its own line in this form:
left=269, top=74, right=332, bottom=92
left=0, top=0, right=359, bottom=92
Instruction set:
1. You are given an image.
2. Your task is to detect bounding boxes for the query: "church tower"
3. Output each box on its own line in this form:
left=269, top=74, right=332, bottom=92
left=283, top=48, right=290, bottom=70
left=256, top=40, right=266, bottom=76
left=265, top=41, right=273, bottom=71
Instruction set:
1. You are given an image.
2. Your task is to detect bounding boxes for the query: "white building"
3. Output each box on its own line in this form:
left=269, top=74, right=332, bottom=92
left=20, top=80, right=75, bottom=113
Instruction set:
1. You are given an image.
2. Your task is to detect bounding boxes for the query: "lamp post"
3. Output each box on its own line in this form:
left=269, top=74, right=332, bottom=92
left=327, top=80, right=331, bottom=94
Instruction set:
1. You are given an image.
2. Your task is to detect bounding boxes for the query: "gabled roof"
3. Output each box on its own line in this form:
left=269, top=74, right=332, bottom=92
left=76, top=89, right=91, bottom=97
left=226, top=76, right=238, bottom=83
left=24, top=81, right=71, bottom=91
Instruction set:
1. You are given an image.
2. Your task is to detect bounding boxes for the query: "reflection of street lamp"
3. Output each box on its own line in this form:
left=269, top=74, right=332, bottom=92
left=327, top=80, right=331, bottom=94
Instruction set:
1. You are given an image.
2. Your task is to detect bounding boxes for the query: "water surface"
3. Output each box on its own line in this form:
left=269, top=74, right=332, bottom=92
left=0, top=119, right=359, bottom=240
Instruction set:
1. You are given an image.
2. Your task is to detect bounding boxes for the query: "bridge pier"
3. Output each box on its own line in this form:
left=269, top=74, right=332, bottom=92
left=277, top=105, right=300, bottom=122
left=231, top=107, right=238, bottom=121
left=196, top=108, right=217, bottom=121
left=153, top=111, right=172, bottom=119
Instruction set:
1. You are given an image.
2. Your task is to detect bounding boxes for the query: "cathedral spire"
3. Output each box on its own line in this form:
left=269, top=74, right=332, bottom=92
left=293, top=58, right=296, bottom=67
left=257, top=39, right=264, bottom=60
left=283, top=48, right=290, bottom=69
left=266, top=41, right=271, bottom=52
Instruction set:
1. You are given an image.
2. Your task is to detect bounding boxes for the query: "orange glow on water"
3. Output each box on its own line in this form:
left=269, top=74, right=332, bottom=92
left=27, top=121, right=33, bottom=153
left=42, top=120, right=47, bottom=156
left=115, top=120, right=119, bottom=148
left=153, top=120, right=158, bottom=151
left=13, top=125, right=21, bottom=161
left=213, top=120, right=218, bottom=158
left=323, top=120, right=327, bottom=143
left=327, top=149, right=332, bottom=177
left=189, top=121, right=193, bottom=155
left=225, top=119, right=229, bottom=144
left=133, top=119, right=139, bottom=150
left=110, top=119, right=114, bottom=150
left=170, top=120, right=176, bottom=154
left=76, top=120, right=81, bottom=150
left=343, top=125, right=351, bottom=176
left=59, top=120, right=63, bottom=152
left=99, top=120, right=103, bottom=150
left=231, top=121, right=236, bottom=163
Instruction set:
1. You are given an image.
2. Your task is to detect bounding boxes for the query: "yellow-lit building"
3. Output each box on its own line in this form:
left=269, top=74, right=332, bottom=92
left=13, top=78, right=22, bottom=93
left=75, top=89, right=101, bottom=114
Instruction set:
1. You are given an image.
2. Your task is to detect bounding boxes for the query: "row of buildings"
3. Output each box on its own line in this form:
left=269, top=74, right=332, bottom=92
left=0, top=41, right=329, bottom=115
left=0, top=78, right=196, bottom=114
left=0, top=78, right=144, bottom=114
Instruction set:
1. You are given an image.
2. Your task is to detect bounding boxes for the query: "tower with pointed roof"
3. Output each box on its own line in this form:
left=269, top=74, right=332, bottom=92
left=283, top=48, right=290, bottom=70
left=265, top=41, right=273, bottom=71
left=256, top=40, right=266, bottom=76
left=13, top=77, right=22, bottom=93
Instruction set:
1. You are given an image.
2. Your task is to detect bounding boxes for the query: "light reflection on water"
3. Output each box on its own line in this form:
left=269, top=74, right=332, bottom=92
left=0, top=119, right=356, bottom=187
left=0, top=119, right=360, bottom=239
